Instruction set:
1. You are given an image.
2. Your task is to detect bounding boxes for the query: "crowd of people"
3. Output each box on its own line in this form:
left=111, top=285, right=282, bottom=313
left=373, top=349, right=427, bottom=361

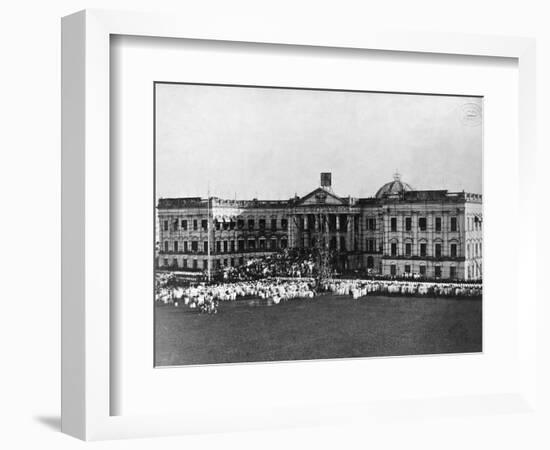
left=155, top=250, right=481, bottom=313
left=221, top=249, right=317, bottom=281
left=322, top=279, right=482, bottom=299
left=158, top=279, right=317, bottom=313
left=155, top=275, right=482, bottom=314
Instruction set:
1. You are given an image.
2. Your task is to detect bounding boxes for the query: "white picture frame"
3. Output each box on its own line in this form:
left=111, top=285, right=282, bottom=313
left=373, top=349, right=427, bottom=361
left=61, top=9, right=537, bottom=441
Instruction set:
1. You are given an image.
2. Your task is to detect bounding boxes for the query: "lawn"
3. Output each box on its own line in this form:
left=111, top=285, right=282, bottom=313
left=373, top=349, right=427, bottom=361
left=154, top=294, right=482, bottom=366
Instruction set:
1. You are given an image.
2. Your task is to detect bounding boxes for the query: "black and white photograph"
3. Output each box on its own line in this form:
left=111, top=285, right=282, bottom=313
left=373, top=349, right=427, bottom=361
left=154, top=82, right=483, bottom=367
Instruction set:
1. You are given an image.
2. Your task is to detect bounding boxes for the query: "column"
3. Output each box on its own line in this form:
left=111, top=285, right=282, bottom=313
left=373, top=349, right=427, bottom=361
left=349, top=215, right=355, bottom=251
left=336, top=214, right=341, bottom=250
left=288, top=215, right=295, bottom=248
left=303, top=214, right=309, bottom=247
left=346, top=214, right=353, bottom=251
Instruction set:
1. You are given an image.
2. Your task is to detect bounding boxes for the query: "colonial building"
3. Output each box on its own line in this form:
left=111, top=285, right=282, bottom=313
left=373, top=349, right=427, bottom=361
left=157, top=173, right=482, bottom=280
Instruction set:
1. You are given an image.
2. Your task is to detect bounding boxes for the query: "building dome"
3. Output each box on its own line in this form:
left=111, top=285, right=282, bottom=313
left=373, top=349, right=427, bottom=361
left=375, top=172, right=413, bottom=198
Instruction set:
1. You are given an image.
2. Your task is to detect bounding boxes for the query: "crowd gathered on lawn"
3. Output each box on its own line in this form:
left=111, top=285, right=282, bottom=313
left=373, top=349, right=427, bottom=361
left=156, top=253, right=482, bottom=314
left=222, top=248, right=317, bottom=280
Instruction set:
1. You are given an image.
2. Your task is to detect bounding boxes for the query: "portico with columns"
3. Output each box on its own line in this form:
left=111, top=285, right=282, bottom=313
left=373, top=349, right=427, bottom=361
left=287, top=174, right=361, bottom=270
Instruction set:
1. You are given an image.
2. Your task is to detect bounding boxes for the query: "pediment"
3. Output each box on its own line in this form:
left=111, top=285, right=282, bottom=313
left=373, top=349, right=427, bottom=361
left=296, top=188, right=345, bottom=206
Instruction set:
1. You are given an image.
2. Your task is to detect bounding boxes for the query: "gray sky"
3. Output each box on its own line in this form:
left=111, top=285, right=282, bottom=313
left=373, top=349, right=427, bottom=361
left=155, top=84, right=482, bottom=200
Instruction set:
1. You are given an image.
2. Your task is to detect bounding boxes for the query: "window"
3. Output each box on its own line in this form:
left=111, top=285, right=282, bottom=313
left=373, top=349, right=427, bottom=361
left=405, top=217, right=412, bottom=231
left=405, top=242, right=412, bottom=256
left=164, top=241, right=169, bottom=252
left=391, top=242, right=397, bottom=256
left=230, top=258, right=235, bottom=267
left=163, top=220, right=168, bottom=231
left=450, top=243, right=457, bottom=258
left=367, top=239, right=376, bottom=252
left=238, top=257, right=244, bottom=265
left=223, top=241, right=228, bottom=253
left=173, top=220, right=179, bottom=231
left=238, top=240, right=245, bottom=251
left=451, top=217, right=457, bottom=232
left=222, top=221, right=229, bottom=231
left=271, top=218, right=277, bottom=230
left=474, top=216, right=481, bottom=230
left=435, top=217, right=441, bottom=232
left=237, top=219, right=244, bottom=229
left=204, top=241, right=208, bottom=253
left=183, top=241, right=188, bottom=252
left=281, top=238, right=288, bottom=249
left=367, top=256, right=374, bottom=269
left=450, top=266, right=457, bottom=279
left=435, top=266, right=442, bottom=278
left=420, top=243, right=427, bottom=257
left=419, top=265, right=426, bottom=276
left=192, top=259, right=198, bottom=269
left=191, top=241, right=198, bottom=252
left=259, top=219, right=266, bottom=230
left=182, top=259, right=187, bottom=269
left=229, top=220, right=235, bottom=230
left=163, top=258, right=168, bottom=266
left=248, top=239, right=256, bottom=250
left=216, top=241, right=221, bottom=253
left=203, top=260, right=208, bottom=269
left=281, top=219, right=288, bottom=229
left=214, top=220, right=220, bottom=231
left=181, top=220, right=187, bottom=230
left=193, top=219, right=198, bottom=231
left=435, top=243, right=442, bottom=258
left=419, top=217, right=427, bottom=231
left=391, top=217, right=397, bottom=232
left=172, top=258, right=178, bottom=267
left=390, top=264, right=396, bottom=276
left=174, top=241, right=179, bottom=252
left=259, top=239, right=266, bottom=250
left=248, top=219, right=255, bottom=230
left=405, top=265, right=411, bottom=274
left=271, top=238, right=277, bottom=250
left=367, top=218, right=376, bottom=231
left=230, top=240, right=235, bottom=252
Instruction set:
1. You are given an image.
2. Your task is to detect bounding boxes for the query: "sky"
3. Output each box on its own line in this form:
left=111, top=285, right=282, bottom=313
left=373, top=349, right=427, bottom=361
left=155, top=83, right=482, bottom=200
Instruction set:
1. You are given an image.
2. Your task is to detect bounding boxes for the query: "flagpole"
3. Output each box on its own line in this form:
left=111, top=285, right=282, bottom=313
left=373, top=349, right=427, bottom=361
left=207, top=183, right=211, bottom=283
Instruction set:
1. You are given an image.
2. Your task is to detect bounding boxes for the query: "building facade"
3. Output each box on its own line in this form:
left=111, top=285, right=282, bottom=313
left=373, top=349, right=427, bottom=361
left=157, top=173, right=482, bottom=280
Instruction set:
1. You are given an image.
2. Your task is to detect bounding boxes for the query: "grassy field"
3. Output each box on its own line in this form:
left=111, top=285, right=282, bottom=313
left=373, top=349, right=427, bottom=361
left=154, top=294, right=482, bottom=366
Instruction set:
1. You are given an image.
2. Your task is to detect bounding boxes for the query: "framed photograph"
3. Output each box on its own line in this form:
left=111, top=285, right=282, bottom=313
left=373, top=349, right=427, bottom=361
left=61, top=9, right=537, bottom=440
left=153, top=82, right=484, bottom=367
